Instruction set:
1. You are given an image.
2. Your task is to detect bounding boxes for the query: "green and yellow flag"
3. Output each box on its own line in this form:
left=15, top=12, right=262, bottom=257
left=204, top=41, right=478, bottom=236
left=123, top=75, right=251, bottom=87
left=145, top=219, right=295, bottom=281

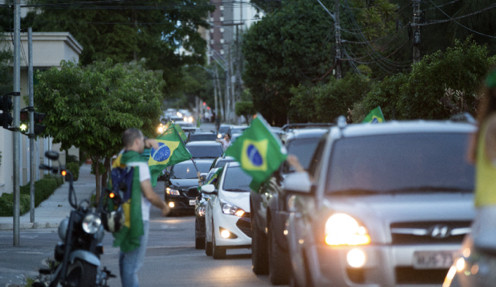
left=148, top=124, right=192, bottom=185
left=225, top=114, right=287, bottom=190
left=362, top=106, right=385, bottom=123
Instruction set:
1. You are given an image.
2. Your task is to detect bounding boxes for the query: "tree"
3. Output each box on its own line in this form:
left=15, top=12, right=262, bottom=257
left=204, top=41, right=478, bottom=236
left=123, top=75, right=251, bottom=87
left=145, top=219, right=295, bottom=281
left=34, top=59, right=164, bottom=199
left=22, top=0, right=214, bottom=95
left=243, top=0, right=335, bottom=125
left=235, top=101, right=255, bottom=125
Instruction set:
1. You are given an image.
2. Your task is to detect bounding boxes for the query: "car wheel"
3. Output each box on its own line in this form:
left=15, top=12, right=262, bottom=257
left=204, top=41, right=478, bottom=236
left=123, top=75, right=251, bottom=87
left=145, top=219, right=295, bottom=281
left=205, top=230, right=213, bottom=256
left=212, top=225, right=226, bottom=259
left=251, top=215, right=268, bottom=274
left=268, top=219, right=290, bottom=285
left=195, top=217, right=205, bottom=249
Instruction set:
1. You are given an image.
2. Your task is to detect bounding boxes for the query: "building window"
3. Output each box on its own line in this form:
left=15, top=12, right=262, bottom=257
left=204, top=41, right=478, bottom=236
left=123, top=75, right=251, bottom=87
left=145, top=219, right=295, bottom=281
left=220, top=39, right=224, bottom=44
left=220, top=5, right=224, bottom=11
left=220, top=49, right=224, bottom=55
left=220, top=17, right=224, bottom=22
left=220, top=28, right=224, bottom=33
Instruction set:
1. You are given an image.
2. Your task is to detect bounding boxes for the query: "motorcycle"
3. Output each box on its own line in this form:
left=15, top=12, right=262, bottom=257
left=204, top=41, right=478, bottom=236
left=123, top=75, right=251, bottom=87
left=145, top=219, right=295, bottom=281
left=34, top=151, right=115, bottom=287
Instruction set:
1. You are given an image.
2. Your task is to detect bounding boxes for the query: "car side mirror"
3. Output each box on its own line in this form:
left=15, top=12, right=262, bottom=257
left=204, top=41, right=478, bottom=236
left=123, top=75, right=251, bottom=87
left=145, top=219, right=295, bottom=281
left=45, top=150, right=59, bottom=161
left=201, top=184, right=217, bottom=194
left=283, top=172, right=313, bottom=195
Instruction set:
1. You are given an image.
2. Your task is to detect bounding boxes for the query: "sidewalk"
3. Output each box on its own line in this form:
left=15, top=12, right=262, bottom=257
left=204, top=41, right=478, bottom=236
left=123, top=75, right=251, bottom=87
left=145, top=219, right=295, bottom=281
left=0, top=164, right=96, bottom=230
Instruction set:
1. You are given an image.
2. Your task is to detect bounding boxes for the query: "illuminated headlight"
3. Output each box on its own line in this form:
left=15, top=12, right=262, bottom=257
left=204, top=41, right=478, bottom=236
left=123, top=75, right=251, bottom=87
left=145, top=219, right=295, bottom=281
left=82, top=213, right=102, bottom=234
left=217, top=133, right=222, bottom=139
left=220, top=200, right=246, bottom=217
left=166, top=187, right=180, bottom=196
left=157, top=124, right=165, bottom=134
left=58, top=218, right=69, bottom=240
left=325, top=213, right=370, bottom=246
left=188, top=116, right=194, bottom=123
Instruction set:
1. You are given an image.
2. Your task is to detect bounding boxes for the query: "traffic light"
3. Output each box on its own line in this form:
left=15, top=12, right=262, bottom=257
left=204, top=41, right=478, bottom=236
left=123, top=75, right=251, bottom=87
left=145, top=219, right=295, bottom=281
left=34, top=112, right=46, bottom=135
left=0, top=95, right=13, bottom=129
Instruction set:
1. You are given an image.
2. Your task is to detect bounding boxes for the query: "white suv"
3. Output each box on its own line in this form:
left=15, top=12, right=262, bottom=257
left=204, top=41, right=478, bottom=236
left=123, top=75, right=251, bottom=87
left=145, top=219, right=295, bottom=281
left=284, top=118, right=476, bottom=287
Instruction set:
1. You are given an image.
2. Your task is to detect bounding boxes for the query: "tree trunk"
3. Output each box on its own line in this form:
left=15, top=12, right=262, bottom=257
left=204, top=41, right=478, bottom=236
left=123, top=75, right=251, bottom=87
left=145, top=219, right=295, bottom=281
left=92, top=156, right=101, bottom=205
left=101, top=157, right=111, bottom=192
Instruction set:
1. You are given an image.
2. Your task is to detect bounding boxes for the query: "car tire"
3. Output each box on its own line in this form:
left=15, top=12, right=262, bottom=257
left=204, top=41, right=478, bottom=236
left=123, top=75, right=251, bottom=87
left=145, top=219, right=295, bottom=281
left=205, top=233, right=212, bottom=256
left=251, top=215, right=269, bottom=274
left=268, top=220, right=290, bottom=285
left=212, top=228, right=226, bottom=259
left=195, top=217, right=205, bottom=249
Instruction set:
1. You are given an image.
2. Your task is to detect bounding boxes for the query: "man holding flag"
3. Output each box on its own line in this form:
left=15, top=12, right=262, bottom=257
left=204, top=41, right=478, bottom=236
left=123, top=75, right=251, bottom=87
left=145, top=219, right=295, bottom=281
left=225, top=114, right=287, bottom=190
left=113, top=128, right=170, bottom=287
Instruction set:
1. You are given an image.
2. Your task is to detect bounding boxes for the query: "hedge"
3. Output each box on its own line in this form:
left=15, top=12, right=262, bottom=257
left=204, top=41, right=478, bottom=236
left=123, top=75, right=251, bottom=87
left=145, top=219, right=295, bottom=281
left=0, top=165, right=79, bottom=216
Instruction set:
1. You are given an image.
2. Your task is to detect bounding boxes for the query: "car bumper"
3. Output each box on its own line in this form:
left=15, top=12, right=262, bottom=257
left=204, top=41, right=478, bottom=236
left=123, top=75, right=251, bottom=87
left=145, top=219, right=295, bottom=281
left=213, top=209, right=252, bottom=248
left=306, top=243, right=458, bottom=287
left=165, top=195, right=196, bottom=212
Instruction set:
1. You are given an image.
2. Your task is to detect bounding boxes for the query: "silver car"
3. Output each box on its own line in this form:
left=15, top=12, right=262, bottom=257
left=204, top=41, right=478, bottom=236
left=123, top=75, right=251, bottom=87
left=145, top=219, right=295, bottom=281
left=285, top=119, right=476, bottom=287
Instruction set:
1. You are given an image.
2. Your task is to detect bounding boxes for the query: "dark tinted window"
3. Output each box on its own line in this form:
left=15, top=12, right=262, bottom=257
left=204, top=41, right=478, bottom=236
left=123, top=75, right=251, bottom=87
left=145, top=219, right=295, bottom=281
left=171, top=162, right=212, bottom=179
left=283, top=138, right=320, bottom=173
left=214, top=158, right=235, bottom=169
left=222, top=166, right=252, bottom=192
left=187, top=144, right=223, bottom=158
left=326, top=133, right=474, bottom=194
left=188, top=133, right=217, bottom=142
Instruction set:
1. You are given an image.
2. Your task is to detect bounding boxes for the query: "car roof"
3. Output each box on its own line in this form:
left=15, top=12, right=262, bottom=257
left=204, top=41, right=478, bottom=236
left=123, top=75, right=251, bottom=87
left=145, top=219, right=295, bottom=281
left=225, top=161, right=241, bottom=168
left=334, top=120, right=476, bottom=138
left=186, top=140, right=222, bottom=146
left=284, top=128, right=329, bottom=142
left=172, top=158, right=214, bottom=166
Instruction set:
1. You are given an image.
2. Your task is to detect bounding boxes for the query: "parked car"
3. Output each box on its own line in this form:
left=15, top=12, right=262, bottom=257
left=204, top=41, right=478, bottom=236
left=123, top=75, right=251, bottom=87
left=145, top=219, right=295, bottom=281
left=185, top=141, right=223, bottom=159
left=250, top=128, right=329, bottom=284
left=164, top=159, right=213, bottom=215
left=285, top=118, right=476, bottom=287
left=202, top=162, right=252, bottom=259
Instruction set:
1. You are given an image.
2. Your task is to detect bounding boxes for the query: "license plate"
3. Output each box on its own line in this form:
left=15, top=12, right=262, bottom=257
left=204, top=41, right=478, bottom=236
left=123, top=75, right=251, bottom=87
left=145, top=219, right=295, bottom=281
left=413, top=251, right=454, bottom=269
left=189, top=199, right=196, bottom=206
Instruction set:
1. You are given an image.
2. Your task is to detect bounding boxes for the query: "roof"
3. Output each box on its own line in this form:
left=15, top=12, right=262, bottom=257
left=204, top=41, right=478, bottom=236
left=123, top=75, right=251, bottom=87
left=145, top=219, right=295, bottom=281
left=186, top=141, right=222, bottom=147
left=333, top=120, right=476, bottom=139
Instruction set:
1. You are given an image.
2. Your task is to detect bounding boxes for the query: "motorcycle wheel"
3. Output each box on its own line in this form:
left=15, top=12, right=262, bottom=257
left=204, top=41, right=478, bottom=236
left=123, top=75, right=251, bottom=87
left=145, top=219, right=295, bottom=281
left=65, top=259, right=97, bottom=287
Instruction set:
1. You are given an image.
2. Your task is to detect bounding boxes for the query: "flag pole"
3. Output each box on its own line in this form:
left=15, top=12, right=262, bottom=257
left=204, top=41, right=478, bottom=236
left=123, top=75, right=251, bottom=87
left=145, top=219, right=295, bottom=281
left=171, top=122, right=201, bottom=180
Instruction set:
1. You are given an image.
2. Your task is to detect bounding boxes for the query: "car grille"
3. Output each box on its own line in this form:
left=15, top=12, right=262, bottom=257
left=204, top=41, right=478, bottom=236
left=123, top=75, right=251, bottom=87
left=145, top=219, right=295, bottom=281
left=236, top=216, right=252, bottom=238
left=395, top=267, right=448, bottom=284
left=390, top=221, right=471, bottom=245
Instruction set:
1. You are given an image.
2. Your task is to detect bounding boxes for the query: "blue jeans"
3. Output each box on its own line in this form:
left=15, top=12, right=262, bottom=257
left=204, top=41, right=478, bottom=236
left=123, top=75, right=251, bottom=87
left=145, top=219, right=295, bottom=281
left=119, top=221, right=149, bottom=287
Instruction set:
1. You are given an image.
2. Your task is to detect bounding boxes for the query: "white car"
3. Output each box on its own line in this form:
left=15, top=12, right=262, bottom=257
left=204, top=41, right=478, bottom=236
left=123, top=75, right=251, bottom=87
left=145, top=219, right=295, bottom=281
left=202, top=162, right=252, bottom=259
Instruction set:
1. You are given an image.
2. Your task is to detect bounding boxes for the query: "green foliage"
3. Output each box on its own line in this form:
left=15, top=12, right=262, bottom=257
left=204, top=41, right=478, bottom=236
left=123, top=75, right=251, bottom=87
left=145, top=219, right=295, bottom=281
left=235, top=101, right=255, bottom=124
left=66, top=162, right=80, bottom=181
left=243, top=0, right=335, bottom=125
left=0, top=175, right=64, bottom=216
left=354, top=39, right=495, bottom=121
left=290, top=73, right=371, bottom=122
left=23, top=0, right=214, bottom=95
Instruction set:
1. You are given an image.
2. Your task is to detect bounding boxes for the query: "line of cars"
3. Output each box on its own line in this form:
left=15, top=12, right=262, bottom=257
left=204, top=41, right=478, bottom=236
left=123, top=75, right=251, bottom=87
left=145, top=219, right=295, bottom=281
left=163, top=118, right=478, bottom=287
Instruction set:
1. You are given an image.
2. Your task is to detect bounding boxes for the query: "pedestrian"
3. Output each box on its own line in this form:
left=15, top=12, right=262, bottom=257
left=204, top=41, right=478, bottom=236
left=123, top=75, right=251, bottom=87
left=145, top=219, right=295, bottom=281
left=469, top=68, right=496, bottom=207
left=217, top=132, right=231, bottom=151
left=117, top=128, right=170, bottom=287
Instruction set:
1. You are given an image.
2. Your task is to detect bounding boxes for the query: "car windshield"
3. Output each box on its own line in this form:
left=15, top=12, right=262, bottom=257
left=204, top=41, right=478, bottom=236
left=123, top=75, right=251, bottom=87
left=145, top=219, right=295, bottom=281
left=171, top=162, right=212, bottom=179
left=187, top=144, right=223, bottom=158
left=326, top=133, right=474, bottom=195
left=219, top=126, right=230, bottom=134
left=222, top=166, right=252, bottom=192
left=284, top=138, right=320, bottom=173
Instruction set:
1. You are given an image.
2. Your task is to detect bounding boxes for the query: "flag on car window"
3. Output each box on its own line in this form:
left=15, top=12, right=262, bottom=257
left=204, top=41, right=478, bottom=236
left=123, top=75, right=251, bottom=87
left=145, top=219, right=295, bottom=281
left=225, top=114, right=287, bottom=190
left=362, top=106, right=385, bottom=123
left=148, top=124, right=192, bottom=185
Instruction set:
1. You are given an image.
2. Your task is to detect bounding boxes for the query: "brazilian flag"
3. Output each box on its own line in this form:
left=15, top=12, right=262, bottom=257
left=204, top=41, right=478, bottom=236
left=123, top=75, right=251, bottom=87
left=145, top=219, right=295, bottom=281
left=148, top=124, right=192, bottom=185
left=225, top=114, right=287, bottom=190
left=362, top=106, right=385, bottom=123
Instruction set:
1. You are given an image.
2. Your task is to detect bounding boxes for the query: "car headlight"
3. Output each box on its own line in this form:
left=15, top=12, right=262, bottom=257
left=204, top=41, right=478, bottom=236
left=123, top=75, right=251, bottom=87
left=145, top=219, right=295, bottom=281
left=166, top=187, right=180, bottom=196
left=82, top=213, right=102, bottom=235
left=325, top=213, right=370, bottom=246
left=197, top=205, right=206, bottom=217
left=220, top=200, right=246, bottom=217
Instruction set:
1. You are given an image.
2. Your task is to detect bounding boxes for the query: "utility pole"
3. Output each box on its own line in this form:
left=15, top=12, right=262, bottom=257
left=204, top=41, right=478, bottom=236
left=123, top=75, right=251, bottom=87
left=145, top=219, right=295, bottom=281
left=412, top=0, right=421, bottom=63
left=13, top=0, right=21, bottom=246
left=334, top=0, right=342, bottom=79
left=28, top=27, right=35, bottom=223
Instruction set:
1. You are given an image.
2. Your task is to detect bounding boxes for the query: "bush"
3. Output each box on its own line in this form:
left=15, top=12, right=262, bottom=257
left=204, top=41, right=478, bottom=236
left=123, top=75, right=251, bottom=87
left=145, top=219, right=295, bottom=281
left=0, top=174, right=64, bottom=216
left=66, top=162, right=80, bottom=181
